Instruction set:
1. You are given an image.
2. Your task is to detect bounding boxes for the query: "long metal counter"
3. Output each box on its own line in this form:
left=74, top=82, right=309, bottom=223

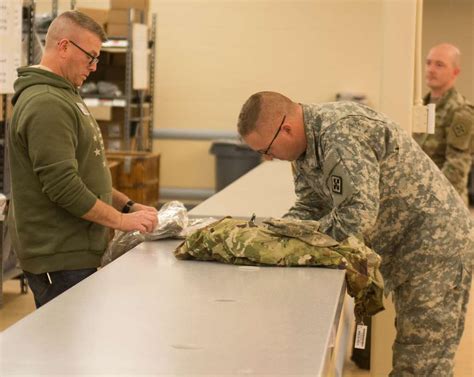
left=1, top=161, right=348, bottom=376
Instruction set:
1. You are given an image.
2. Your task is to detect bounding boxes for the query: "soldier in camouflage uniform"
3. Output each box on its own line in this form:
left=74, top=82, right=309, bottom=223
left=413, top=43, right=474, bottom=205
left=237, top=91, right=473, bottom=376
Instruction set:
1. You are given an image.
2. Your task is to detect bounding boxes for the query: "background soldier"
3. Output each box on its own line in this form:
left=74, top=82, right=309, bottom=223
left=237, top=91, right=472, bottom=376
left=414, top=43, right=474, bottom=205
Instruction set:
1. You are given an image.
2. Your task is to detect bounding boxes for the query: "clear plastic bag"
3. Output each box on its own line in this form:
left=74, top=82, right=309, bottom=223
left=101, top=230, right=145, bottom=267
left=179, top=217, right=218, bottom=238
left=145, top=201, right=188, bottom=241
left=101, top=201, right=192, bottom=266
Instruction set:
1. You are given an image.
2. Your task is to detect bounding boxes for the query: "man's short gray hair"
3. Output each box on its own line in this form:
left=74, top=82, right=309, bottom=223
left=45, top=10, right=107, bottom=48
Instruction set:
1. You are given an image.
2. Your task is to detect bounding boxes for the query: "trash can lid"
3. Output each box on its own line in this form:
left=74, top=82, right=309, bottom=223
left=210, top=139, right=258, bottom=156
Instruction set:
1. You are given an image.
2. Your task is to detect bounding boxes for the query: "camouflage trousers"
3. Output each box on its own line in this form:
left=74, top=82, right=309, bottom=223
left=389, top=259, right=472, bottom=376
left=458, top=186, right=469, bottom=207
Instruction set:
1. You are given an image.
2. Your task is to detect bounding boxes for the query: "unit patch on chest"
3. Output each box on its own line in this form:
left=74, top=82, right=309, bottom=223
left=331, top=175, right=343, bottom=194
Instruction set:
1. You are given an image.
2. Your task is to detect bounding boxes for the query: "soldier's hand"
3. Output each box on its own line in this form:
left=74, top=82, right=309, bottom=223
left=119, top=210, right=158, bottom=233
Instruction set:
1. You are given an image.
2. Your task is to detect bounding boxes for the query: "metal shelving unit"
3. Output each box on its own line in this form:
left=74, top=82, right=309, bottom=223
left=0, top=0, right=34, bottom=307
left=82, top=9, right=156, bottom=152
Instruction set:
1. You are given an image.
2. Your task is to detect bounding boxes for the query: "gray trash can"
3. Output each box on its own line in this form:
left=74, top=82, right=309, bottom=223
left=210, top=140, right=261, bottom=192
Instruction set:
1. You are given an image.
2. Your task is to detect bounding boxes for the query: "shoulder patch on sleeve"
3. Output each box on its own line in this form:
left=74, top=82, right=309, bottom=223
left=324, top=148, right=355, bottom=207
left=331, top=175, right=343, bottom=194
left=447, top=111, right=473, bottom=150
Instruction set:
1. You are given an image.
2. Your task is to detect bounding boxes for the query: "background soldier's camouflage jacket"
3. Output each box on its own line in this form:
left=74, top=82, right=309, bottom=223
left=413, top=88, right=474, bottom=205
left=175, top=217, right=384, bottom=321
left=284, top=102, right=473, bottom=292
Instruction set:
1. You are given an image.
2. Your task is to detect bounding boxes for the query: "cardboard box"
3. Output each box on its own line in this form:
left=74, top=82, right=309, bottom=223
left=110, top=0, right=149, bottom=11
left=77, top=8, right=109, bottom=28
left=108, top=9, right=143, bottom=24
left=107, top=23, right=129, bottom=38
left=113, top=106, right=150, bottom=120
left=106, top=151, right=160, bottom=186
left=119, top=181, right=159, bottom=207
left=106, top=151, right=160, bottom=206
left=89, top=105, right=112, bottom=121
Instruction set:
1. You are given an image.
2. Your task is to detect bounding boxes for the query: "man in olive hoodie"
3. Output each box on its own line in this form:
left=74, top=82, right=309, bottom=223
left=8, top=11, right=158, bottom=308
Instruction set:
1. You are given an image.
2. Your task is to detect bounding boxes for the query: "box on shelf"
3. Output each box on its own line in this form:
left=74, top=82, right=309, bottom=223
left=106, top=151, right=160, bottom=206
left=93, top=107, right=149, bottom=123
left=108, top=9, right=143, bottom=24
left=89, top=105, right=112, bottom=121
left=107, top=23, right=129, bottom=38
left=113, top=106, right=150, bottom=120
left=119, top=181, right=159, bottom=206
left=77, top=8, right=109, bottom=28
left=110, top=0, right=149, bottom=11
left=106, top=151, right=160, bottom=186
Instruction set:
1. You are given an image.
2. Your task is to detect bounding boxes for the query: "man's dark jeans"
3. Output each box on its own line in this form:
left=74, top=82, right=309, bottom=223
left=24, top=268, right=97, bottom=308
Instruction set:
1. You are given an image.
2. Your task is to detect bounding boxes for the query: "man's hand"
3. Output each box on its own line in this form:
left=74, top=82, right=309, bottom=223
left=82, top=199, right=158, bottom=234
left=119, top=210, right=158, bottom=233
left=131, top=202, right=158, bottom=214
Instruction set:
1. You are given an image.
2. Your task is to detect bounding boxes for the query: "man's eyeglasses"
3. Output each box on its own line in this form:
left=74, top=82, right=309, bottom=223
left=69, top=40, right=99, bottom=66
left=258, top=115, right=286, bottom=155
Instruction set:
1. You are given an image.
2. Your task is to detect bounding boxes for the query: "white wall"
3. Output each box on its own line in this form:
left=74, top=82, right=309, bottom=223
left=151, top=0, right=386, bottom=190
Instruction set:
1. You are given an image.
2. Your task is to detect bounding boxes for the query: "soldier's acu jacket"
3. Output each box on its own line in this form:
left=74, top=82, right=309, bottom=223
left=413, top=88, right=474, bottom=205
left=285, top=102, right=473, bottom=293
left=175, top=217, right=384, bottom=321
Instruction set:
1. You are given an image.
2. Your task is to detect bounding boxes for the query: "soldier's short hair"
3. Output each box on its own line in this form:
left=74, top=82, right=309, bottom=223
left=238, top=91, right=292, bottom=136
left=237, top=93, right=262, bottom=136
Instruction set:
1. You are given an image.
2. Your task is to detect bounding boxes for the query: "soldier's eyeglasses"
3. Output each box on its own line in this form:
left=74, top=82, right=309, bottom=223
left=258, top=115, right=286, bottom=155
left=69, top=40, right=100, bottom=66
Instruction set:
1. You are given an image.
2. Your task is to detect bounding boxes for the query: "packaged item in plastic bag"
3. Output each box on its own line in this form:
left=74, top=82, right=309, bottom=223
left=145, top=201, right=188, bottom=241
left=101, top=201, right=190, bottom=266
left=179, top=217, right=218, bottom=238
left=101, top=230, right=145, bottom=267
left=97, top=81, right=122, bottom=97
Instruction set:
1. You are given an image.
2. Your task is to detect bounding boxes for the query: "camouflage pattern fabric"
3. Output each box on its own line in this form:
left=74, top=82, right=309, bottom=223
left=175, top=216, right=385, bottom=322
left=284, top=101, right=473, bottom=376
left=391, top=260, right=471, bottom=376
left=413, top=88, right=474, bottom=205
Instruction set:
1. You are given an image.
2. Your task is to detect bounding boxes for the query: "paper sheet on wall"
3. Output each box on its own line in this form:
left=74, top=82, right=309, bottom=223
left=132, top=23, right=149, bottom=90
left=0, top=0, right=22, bottom=94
